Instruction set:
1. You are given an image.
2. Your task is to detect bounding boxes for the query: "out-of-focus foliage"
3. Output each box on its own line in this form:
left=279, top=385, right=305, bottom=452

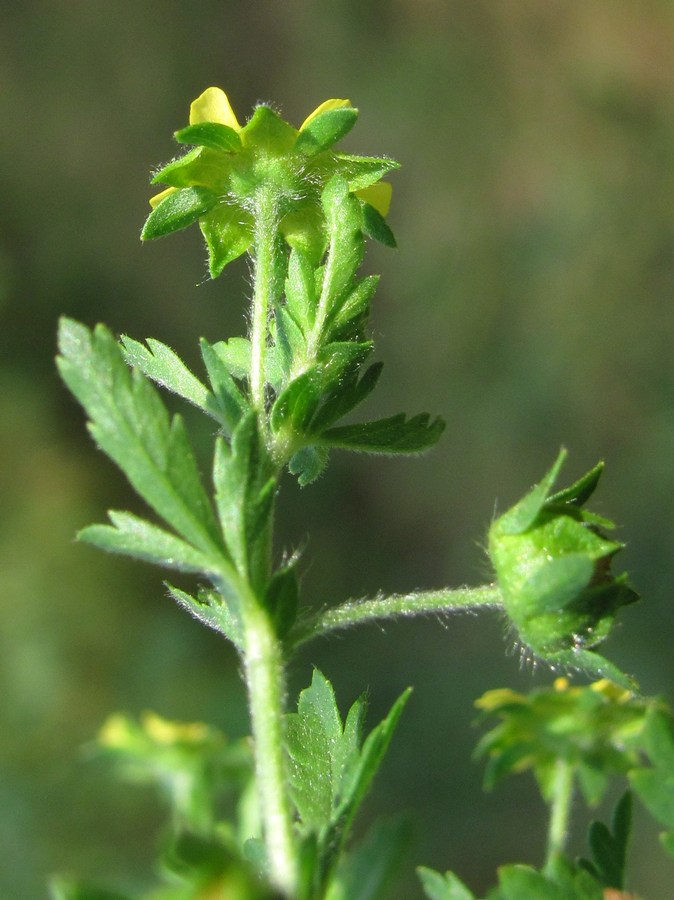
left=2, top=2, right=674, bottom=897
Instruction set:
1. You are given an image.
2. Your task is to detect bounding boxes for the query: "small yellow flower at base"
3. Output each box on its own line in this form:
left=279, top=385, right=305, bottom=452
left=300, top=98, right=352, bottom=131
left=189, top=86, right=241, bottom=130
left=142, top=710, right=210, bottom=744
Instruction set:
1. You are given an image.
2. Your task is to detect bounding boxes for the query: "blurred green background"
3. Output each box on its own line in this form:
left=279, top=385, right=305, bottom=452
left=2, top=1, right=673, bottom=896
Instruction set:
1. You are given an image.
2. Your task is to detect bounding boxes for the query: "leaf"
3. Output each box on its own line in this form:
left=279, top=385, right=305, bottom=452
left=326, top=818, right=410, bottom=900
left=175, top=121, right=242, bottom=153
left=264, top=564, right=300, bottom=639
left=328, top=275, right=379, bottom=339
left=141, top=186, right=218, bottom=239
left=360, top=202, right=397, bottom=248
left=286, top=670, right=342, bottom=832
left=629, top=710, right=674, bottom=828
left=79, top=510, right=220, bottom=574
left=308, top=361, right=382, bottom=435
left=319, top=177, right=365, bottom=314
left=199, top=338, right=249, bottom=433
left=417, top=867, right=476, bottom=900
left=296, top=107, right=359, bottom=155
left=334, top=688, right=411, bottom=829
left=121, top=335, right=227, bottom=424
left=213, top=414, right=276, bottom=581
left=320, top=412, right=445, bottom=454
left=49, top=878, right=133, bottom=900
left=289, top=445, right=330, bottom=486
left=57, top=319, right=223, bottom=560
left=497, top=865, right=567, bottom=900
left=285, top=248, right=318, bottom=332
left=165, top=583, right=243, bottom=649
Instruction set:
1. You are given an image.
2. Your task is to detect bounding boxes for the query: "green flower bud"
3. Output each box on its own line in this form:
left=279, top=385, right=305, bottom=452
left=489, top=450, right=638, bottom=660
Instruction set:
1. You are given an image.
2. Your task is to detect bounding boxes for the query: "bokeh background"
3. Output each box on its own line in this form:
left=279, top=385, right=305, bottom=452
left=2, top=1, right=674, bottom=896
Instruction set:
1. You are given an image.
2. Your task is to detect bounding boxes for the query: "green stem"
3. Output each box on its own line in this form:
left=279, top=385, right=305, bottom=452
left=241, top=597, right=297, bottom=895
left=250, top=186, right=279, bottom=416
left=291, top=584, right=502, bottom=648
left=544, top=757, right=574, bottom=875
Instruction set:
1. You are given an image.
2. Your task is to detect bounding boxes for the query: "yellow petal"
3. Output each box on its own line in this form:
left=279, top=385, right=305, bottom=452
left=300, top=98, right=351, bottom=131
left=149, top=186, right=178, bottom=209
left=356, top=182, right=392, bottom=217
left=189, top=87, right=241, bottom=130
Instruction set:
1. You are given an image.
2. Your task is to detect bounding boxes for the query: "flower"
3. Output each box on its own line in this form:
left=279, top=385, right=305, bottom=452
left=142, top=87, right=399, bottom=277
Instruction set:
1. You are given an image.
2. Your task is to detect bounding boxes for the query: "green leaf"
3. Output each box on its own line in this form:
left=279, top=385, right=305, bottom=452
left=286, top=670, right=342, bottom=832
left=57, top=319, right=223, bottom=560
left=360, top=201, right=397, bottom=248
left=212, top=337, right=253, bottom=380
left=497, top=865, right=567, bottom=900
left=328, top=275, right=379, bottom=339
left=175, top=121, right=242, bottom=153
left=121, top=335, right=226, bottom=424
left=165, top=583, right=243, bottom=649
left=273, top=303, right=307, bottom=381
left=285, top=248, right=318, bottom=333
left=199, top=203, right=253, bottom=277
left=213, top=414, right=276, bottom=581
left=49, top=877, right=133, bottom=900
left=141, top=186, right=218, bottom=240
left=326, top=819, right=410, bottom=900
left=264, top=564, right=300, bottom=639
left=308, top=361, right=383, bottom=435
left=79, top=510, right=220, bottom=574
left=295, top=107, right=359, bottom=156
left=320, top=412, right=445, bottom=454
left=417, top=867, right=476, bottom=900
left=334, top=688, right=411, bottom=829
left=288, top=445, right=329, bottom=486
left=320, top=177, right=365, bottom=310
left=199, top=337, right=249, bottom=434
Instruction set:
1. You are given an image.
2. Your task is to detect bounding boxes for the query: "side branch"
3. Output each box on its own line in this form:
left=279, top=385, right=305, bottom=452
left=292, top=584, right=502, bottom=648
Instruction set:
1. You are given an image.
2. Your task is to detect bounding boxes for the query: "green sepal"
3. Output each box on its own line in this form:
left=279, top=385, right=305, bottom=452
left=240, top=105, right=297, bottom=153
left=141, top=186, right=218, bottom=240
left=78, top=510, right=222, bottom=575
left=360, top=202, right=397, bottom=248
left=338, top=154, right=401, bottom=191
left=319, top=412, right=445, bottom=454
left=199, top=203, right=253, bottom=277
left=280, top=202, right=327, bottom=267
left=295, top=107, right=359, bottom=156
left=57, top=319, right=223, bottom=558
left=175, top=121, right=242, bottom=153
left=417, top=867, right=476, bottom=900
left=498, top=450, right=567, bottom=536
left=165, top=583, right=244, bottom=650
left=264, top=563, right=300, bottom=640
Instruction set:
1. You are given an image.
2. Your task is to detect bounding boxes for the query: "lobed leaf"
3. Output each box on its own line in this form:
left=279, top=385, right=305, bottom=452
left=320, top=412, right=445, bottom=455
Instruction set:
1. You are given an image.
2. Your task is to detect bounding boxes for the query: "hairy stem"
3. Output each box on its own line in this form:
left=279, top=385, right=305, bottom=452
left=291, top=584, right=502, bottom=648
left=250, top=186, right=278, bottom=416
left=242, top=597, right=297, bottom=895
left=545, top=757, right=574, bottom=874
